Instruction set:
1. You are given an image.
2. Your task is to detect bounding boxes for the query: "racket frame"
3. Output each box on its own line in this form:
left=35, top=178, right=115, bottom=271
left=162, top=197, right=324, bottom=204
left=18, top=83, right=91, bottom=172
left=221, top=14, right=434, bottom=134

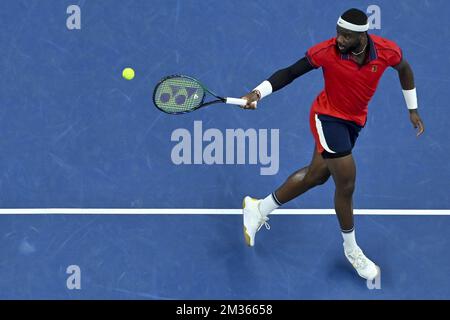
left=153, top=74, right=243, bottom=115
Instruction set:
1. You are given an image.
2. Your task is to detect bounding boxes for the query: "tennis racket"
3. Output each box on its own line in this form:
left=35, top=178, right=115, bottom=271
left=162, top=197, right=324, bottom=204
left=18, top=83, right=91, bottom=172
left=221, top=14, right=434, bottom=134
left=152, top=75, right=253, bottom=114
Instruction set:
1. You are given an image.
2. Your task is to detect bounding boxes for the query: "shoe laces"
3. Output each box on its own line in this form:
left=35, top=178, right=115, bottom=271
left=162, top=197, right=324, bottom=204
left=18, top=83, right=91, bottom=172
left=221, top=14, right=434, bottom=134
left=346, top=247, right=368, bottom=269
left=255, top=202, right=270, bottom=231
left=257, top=215, right=270, bottom=231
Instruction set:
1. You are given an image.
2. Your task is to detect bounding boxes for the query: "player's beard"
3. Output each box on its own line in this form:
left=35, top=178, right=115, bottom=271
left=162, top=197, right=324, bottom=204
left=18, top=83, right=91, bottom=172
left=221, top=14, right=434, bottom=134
left=337, top=40, right=361, bottom=54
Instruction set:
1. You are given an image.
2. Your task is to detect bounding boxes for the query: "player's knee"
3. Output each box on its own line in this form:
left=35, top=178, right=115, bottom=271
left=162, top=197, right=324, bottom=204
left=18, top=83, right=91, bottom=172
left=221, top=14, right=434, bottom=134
left=287, top=166, right=309, bottom=185
left=336, top=180, right=355, bottom=196
left=305, top=170, right=330, bottom=187
left=316, top=173, right=330, bottom=186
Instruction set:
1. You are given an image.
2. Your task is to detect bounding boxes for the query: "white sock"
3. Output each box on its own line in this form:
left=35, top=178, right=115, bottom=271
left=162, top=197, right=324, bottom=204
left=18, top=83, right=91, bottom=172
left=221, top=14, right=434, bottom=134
left=342, top=229, right=358, bottom=250
left=258, top=193, right=281, bottom=217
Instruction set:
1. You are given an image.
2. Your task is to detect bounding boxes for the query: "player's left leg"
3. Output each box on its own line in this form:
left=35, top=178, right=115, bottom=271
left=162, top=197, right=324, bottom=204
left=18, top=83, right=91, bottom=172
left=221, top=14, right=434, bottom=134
left=313, top=114, right=378, bottom=280
left=324, top=154, right=356, bottom=232
left=325, top=153, right=378, bottom=281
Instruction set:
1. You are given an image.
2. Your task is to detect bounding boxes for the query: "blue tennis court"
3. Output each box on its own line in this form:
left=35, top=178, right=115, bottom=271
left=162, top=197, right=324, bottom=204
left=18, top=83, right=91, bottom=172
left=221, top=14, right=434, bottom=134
left=0, top=0, right=449, bottom=300
left=1, top=211, right=450, bottom=299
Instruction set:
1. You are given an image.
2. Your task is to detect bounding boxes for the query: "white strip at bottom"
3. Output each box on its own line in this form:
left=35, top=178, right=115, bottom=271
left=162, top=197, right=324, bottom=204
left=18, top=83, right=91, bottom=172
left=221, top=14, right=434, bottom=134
left=0, top=209, right=449, bottom=215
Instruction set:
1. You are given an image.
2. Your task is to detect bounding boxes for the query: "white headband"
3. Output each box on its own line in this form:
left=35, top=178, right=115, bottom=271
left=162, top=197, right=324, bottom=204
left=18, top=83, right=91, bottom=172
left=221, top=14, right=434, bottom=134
left=337, top=16, right=369, bottom=32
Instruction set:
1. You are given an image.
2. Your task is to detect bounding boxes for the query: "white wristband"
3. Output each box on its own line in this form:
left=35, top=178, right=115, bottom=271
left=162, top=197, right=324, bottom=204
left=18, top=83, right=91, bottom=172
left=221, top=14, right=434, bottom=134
left=253, top=80, right=273, bottom=99
left=402, top=88, right=418, bottom=110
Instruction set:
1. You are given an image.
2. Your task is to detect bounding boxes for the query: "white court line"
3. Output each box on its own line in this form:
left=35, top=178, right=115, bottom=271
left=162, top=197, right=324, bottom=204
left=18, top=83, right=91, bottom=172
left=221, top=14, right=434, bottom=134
left=0, top=209, right=449, bottom=215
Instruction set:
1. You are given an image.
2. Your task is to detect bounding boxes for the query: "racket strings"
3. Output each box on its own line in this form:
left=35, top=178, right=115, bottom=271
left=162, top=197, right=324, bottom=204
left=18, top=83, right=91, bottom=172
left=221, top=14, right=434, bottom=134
left=154, top=77, right=205, bottom=113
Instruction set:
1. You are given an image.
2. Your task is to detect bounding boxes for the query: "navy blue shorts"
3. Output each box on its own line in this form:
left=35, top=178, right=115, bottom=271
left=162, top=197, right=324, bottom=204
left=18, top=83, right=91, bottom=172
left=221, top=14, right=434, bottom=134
left=310, top=113, right=363, bottom=159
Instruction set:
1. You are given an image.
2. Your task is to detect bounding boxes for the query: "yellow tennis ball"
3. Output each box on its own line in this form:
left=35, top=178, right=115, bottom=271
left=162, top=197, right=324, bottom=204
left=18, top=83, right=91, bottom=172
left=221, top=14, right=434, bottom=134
left=122, top=67, right=135, bottom=80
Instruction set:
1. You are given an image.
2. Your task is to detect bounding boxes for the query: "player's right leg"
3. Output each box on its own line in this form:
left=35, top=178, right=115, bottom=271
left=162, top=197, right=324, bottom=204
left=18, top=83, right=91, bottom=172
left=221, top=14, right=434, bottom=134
left=243, top=146, right=331, bottom=246
left=273, top=147, right=331, bottom=204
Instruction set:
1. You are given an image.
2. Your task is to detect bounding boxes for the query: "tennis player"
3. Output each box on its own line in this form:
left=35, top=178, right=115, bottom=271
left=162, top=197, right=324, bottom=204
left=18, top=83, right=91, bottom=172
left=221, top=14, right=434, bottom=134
left=241, top=8, right=424, bottom=280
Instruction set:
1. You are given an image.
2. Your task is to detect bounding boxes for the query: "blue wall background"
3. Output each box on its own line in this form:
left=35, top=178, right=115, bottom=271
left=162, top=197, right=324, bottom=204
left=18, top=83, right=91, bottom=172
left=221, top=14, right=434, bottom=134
left=0, top=0, right=448, bottom=209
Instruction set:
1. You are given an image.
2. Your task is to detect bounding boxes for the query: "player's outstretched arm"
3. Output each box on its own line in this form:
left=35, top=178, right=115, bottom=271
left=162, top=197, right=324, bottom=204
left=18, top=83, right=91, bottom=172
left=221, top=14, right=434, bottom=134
left=393, top=59, right=425, bottom=136
left=241, top=57, right=315, bottom=109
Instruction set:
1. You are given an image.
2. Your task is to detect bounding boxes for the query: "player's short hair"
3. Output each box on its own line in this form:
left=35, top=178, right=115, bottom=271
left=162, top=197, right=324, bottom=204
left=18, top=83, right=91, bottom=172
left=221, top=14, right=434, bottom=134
left=341, top=8, right=368, bottom=26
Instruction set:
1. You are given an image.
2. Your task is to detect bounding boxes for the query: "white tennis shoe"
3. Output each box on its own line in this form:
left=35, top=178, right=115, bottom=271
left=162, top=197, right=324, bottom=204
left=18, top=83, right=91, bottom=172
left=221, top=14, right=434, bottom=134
left=242, top=196, right=270, bottom=246
left=344, top=245, right=379, bottom=280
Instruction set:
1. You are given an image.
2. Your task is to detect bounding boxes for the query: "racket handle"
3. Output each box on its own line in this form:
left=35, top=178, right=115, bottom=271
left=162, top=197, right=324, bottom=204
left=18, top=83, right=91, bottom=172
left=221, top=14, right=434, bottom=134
left=225, top=97, right=248, bottom=106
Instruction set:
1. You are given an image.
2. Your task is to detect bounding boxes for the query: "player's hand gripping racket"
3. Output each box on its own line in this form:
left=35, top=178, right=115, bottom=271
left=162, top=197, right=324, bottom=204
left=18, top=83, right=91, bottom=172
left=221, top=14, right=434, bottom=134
left=153, top=75, right=254, bottom=114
